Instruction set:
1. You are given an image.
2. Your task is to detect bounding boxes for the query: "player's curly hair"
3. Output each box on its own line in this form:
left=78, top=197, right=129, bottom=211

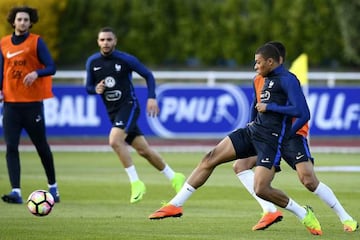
left=7, top=6, right=39, bottom=29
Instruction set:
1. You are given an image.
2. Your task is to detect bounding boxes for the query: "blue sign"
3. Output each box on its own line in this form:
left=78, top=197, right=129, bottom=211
left=147, top=84, right=249, bottom=138
left=0, top=85, right=359, bottom=138
left=307, top=87, right=360, bottom=136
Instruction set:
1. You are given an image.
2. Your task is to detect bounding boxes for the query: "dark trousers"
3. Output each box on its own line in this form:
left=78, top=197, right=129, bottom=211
left=2, top=102, right=56, bottom=189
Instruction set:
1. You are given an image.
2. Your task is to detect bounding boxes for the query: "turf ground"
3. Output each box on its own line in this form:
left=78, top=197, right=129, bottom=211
left=0, top=151, right=359, bottom=240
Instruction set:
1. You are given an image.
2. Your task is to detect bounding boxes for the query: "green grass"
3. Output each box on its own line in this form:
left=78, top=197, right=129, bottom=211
left=0, top=151, right=359, bottom=240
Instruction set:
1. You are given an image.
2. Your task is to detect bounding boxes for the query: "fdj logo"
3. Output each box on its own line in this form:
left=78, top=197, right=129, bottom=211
left=148, top=84, right=249, bottom=138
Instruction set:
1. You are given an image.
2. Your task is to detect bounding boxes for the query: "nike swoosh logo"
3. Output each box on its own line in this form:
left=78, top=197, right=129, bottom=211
left=133, top=193, right=141, bottom=200
left=93, top=67, right=102, bottom=71
left=6, top=50, right=24, bottom=59
left=296, top=154, right=304, bottom=160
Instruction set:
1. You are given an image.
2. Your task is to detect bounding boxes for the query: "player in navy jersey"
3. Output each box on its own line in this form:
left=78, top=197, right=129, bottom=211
left=85, top=27, right=185, bottom=204
left=149, top=43, right=322, bottom=235
left=233, top=41, right=357, bottom=232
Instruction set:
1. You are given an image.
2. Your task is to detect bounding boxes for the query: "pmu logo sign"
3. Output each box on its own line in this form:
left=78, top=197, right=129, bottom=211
left=148, top=84, right=249, bottom=138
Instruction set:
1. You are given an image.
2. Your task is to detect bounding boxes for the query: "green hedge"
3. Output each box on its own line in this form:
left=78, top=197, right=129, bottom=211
left=3, top=0, right=357, bottom=69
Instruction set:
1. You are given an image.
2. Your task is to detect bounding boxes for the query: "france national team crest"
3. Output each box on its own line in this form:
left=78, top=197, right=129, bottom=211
left=148, top=84, right=249, bottom=138
left=115, top=64, right=121, bottom=71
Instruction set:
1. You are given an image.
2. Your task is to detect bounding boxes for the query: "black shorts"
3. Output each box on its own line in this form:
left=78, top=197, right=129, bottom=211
left=109, top=101, right=143, bottom=145
left=229, top=127, right=282, bottom=171
left=281, top=134, right=314, bottom=170
left=228, top=128, right=257, bottom=159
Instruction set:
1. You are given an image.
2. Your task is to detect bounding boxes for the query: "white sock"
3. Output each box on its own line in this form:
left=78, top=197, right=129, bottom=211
left=48, top=183, right=58, bottom=188
left=169, top=182, right=195, bottom=207
left=285, top=198, right=307, bottom=220
left=237, top=170, right=278, bottom=213
left=314, top=182, right=353, bottom=222
left=161, top=164, right=175, bottom=180
left=125, top=165, right=139, bottom=183
left=12, top=188, right=21, bottom=196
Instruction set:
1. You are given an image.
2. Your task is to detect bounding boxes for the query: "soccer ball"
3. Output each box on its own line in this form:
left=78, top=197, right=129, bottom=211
left=26, top=190, right=55, bottom=217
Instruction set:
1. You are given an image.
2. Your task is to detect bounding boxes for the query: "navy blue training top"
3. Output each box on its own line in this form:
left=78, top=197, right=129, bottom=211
left=0, top=32, right=56, bottom=90
left=249, top=65, right=310, bottom=138
left=85, top=50, right=156, bottom=114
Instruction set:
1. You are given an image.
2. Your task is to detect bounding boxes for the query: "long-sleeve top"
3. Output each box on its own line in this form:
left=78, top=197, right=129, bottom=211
left=249, top=65, right=310, bottom=138
left=85, top=50, right=156, bottom=114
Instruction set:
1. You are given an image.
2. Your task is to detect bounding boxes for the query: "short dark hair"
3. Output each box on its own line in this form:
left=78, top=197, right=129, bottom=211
left=7, top=6, right=39, bottom=28
left=266, top=41, right=286, bottom=61
left=255, top=44, right=281, bottom=63
left=99, top=26, right=116, bottom=35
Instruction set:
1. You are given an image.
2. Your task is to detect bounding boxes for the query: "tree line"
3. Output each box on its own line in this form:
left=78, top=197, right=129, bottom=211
left=0, top=0, right=358, bottom=69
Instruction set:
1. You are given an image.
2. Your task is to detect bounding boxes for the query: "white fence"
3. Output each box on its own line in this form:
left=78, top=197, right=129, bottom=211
left=54, top=70, right=360, bottom=87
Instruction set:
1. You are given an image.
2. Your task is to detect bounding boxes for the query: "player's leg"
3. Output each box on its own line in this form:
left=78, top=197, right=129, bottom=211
left=25, top=103, right=59, bottom=202
left=286, top=135, right=358, bottom=232
left=109, top=103, right=149, bottom=203
left=109, top=127, right=145, bottom=203
left=296, top=161, right=358, bottom=232
left=254, top=136, right=322, bottom=236
left=130, top=134, right=185, bottom=193
left=254, top=165, right=321, bottom=235
left=233, top=157, right=283, bottom=230
left=1, top=103, right=23, bottom=203
left=110, top=127, right=133, bottom=168
left=149, top=135, right=238, bottom=219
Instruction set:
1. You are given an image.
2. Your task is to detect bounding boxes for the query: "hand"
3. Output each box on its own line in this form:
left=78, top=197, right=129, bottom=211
left=246, top=121, right=254, bottom=126
left=147, top=98, right=160, bottom=117
left=95, top=80, right=105, bottom=94
left=23, top=71, right=38, bottom=87
left=255, top=103, right=267, bottom=113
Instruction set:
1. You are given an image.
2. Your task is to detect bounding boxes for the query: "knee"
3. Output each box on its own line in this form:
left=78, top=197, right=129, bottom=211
left=200, top=151, right=217, bottom=170
left=300, top=175, right=319, bottom=192
left=109, top=138, right=122, bottom=150
left=254, top=187, right=267, bottom=200
left=232, top=159, right=253, bottom=174
left=253, top=182, right=270, bottom=200
left=233, top=161, right=244, bottom=174
left=6, top=144, right=19, bottom=153
left=135, top=147, right=149, bottom=158
left=301, top=177, right=319, bottom=192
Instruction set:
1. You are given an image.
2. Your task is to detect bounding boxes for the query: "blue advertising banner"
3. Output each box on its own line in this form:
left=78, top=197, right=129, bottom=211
left=0, top=84, right=359, bottom=138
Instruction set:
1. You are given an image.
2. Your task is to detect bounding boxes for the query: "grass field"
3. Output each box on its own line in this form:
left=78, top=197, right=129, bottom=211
left=0, top=151, right=359, bottom=240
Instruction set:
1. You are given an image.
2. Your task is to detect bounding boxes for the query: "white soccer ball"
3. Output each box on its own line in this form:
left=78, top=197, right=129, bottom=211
left=27, top=190, right=55, bottom=217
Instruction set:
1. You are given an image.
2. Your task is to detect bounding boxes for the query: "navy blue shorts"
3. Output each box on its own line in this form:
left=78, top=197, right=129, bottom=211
left=229, top=127, right=282, bottom=172
left=228, top=128, right=257, bottom=160
left=281, top=134, right=314, bottom=170
left=109, top=101, right=143, bottom=145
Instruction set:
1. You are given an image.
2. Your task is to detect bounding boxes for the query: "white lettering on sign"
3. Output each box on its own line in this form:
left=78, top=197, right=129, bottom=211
left=308, top=93, right=360, bottom=130
left=44, top=95, right=100, bottom=126
left=149, top=84, right=249, bottom=138
left=160, top=97, right=215, bottom=123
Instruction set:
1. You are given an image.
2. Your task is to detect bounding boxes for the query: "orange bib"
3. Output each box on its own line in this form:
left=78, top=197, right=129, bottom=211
left=1, top=33, right=53, bottom=102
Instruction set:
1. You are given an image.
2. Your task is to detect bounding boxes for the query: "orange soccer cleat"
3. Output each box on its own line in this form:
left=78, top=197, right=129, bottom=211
left=252, top=210, right=283, bottom=230
left=149, top=204, right=183, bottom=220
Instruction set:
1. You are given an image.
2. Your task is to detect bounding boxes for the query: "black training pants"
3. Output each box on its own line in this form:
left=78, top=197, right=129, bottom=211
left=2, top=102, right=56, bottom=188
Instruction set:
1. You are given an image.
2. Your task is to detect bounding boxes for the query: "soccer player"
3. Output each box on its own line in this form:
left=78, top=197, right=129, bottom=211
left=0, top=6, right=60, bottom=203
left=85, top=27, right=185, bottom=204
left=233, top=42, right=358, bottom=232
left=149, top=43, right=323, bottom=235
